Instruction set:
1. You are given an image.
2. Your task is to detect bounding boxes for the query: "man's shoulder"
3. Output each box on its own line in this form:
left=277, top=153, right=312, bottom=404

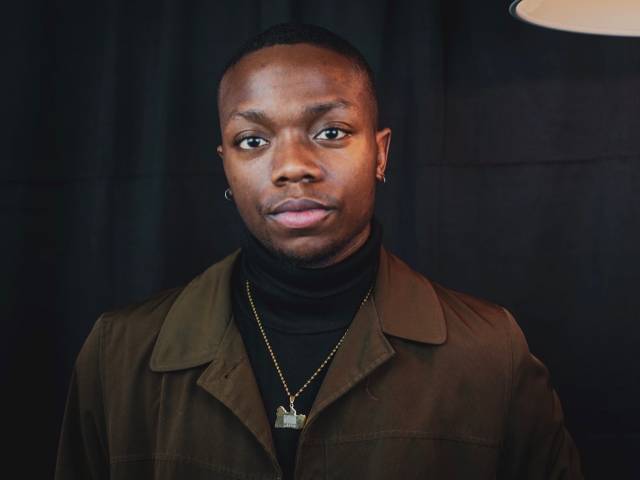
left=432, top=280, right=511, bottom=329
left=91, top=250, right=240, bottom=372
left=99, top=285, right=184, bottom=334
left=71, top=285, right=187, bottom=384
left=90, top=286, right=187, bottom=371
left=386, top=249, right=513, bottom=330
left=98, top=249, right=239, bottom=334
left=385, top=250, right=519, bottom=356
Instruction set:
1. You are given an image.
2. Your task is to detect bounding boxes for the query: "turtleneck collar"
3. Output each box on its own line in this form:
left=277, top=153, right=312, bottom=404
left=236, top=217, right=383, bottom=333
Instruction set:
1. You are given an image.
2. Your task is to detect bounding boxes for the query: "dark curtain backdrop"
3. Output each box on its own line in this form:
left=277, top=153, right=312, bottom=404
left=3, top=0, right=639, bottom=477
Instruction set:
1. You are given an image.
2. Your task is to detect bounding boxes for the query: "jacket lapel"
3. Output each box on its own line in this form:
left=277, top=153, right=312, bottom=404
left=195, top=315, right=277, bottom=462
left=306, top=291, right=395, bottom=426
left=149, top=249, right=277, bottom=462
left=148, top=244, right=447, bottom=463
left=305, top=246, right=447, bottom=426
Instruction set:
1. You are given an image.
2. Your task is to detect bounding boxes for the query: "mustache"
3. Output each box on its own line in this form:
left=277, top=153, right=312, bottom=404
left=262, top=191, right=340, bottom=215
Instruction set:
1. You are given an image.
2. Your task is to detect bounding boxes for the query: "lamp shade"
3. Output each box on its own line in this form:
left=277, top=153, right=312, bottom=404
left=510, top=0, right=640, bottom=37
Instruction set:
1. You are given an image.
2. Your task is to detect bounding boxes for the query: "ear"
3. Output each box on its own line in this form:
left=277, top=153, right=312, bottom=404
left=374, top=128, right=391, bottom=181
left=216, top=145, right=224, bottom=160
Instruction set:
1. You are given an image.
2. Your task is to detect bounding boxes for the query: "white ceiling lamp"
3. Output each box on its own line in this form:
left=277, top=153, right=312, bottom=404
left=510, top=0, right=640, bottom=37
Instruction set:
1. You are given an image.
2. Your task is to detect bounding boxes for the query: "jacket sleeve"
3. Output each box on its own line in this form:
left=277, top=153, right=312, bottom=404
left=55, top=315, right=109, bottom=480
left=497, top=308, right=583, bottom=480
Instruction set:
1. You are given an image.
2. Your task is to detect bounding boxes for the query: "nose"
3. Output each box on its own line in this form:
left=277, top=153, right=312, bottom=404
left=270, top=134, right=324, bottom=186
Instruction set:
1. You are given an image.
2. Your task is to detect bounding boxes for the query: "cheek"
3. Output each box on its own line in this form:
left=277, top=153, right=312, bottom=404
left=223, top=159, right=257, bottom=212
left=224, top=155, right=257, bottom=193
left=332, top=142, right=377, bottom=190
left=335, top=170, right=376, bottom=219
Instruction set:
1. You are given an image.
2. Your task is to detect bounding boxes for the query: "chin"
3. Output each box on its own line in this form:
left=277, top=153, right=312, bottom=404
left=280, top=242, right=337, bottom=267
left=266, top=234, right=344, bottom=268
left=249, top=211, right=372, bottom=268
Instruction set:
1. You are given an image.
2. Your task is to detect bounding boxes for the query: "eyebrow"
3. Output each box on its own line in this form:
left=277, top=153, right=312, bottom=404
left=226, top=99, right=354, bottom=124
left=304, top=99, right=353, bottom=117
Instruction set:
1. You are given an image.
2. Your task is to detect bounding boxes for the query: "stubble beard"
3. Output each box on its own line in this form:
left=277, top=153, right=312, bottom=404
left=257, top=213, right=372, bottom=269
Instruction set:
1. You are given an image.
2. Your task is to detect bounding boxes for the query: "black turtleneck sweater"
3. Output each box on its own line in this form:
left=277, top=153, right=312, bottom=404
left=230, top=218, right=382, bottom=479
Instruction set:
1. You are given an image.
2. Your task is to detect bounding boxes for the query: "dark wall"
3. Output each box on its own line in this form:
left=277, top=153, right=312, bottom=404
left=2, top=0, right=639, bottom=477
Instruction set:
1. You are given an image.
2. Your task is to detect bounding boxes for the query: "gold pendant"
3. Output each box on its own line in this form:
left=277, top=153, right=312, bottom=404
left=275, top=401, right=306, bottom=430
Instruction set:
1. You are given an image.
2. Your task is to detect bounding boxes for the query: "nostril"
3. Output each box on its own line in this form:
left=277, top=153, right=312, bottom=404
left=302, top=174, right=316, bottom=183
left=270, top=151, right=324, bottom=184
left=273, top=173, right=317, bottom=185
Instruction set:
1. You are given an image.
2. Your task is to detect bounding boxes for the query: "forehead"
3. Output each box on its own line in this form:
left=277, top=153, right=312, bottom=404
left=218, top=44, right=371, bottom=124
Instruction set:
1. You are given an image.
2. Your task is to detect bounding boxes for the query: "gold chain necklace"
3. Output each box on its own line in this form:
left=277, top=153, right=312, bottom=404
left=245, top=279, right=373, bottom=430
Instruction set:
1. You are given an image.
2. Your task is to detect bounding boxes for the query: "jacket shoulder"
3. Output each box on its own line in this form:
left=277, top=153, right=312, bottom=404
left=89, top=287, right=184, bottom=373
left=427, top=280, right=522, bottom=361
left=431, top=281, right=510, bottom=329
left=70, top=285, right=186, bottom=386
left=100, top=286, right=184, bottom=336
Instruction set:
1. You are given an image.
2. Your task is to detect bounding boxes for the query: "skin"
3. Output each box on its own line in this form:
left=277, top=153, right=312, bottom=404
left=217, top=43, right=391, bottom=268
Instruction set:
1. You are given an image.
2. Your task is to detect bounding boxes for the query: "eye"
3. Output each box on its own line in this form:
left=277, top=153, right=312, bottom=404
left=237, top=136, right=269, bottom=150
left=315, top=127, right=348, bottom=141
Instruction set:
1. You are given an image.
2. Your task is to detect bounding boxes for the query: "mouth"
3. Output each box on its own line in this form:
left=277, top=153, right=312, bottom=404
left=267, top=198, right=335, bottom=229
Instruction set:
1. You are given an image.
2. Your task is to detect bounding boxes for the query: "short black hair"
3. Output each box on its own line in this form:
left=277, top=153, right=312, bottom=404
left=218, top=22, right=378, bottom=123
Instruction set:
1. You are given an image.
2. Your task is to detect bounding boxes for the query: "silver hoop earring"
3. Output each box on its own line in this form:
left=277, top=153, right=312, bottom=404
left=224, top=188, right=233, bottom=201
left=382, top=174, right=386, bottom=184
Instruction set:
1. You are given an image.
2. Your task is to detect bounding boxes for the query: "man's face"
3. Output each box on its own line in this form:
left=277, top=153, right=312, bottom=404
left=217, top=43, right=391, bottom=267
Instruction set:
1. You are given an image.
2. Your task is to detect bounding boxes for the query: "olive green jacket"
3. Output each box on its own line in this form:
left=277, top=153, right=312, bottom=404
left=55, top=247, right=582, bottom=479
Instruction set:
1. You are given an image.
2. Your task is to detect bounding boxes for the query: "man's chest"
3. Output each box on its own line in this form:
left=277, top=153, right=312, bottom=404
left=104, top=341, right=506, bottom=480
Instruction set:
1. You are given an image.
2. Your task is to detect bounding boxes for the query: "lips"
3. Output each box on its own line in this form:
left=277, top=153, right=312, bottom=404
left=268, top=198, right=334, bottom=229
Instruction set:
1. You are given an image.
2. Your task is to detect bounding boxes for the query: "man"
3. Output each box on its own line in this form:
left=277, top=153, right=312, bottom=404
left=55, top=23, right=583, bottom=479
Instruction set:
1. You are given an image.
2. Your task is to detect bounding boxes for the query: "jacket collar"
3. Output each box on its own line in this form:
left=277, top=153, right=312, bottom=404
left=150, top=245, right=446, bottom=373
